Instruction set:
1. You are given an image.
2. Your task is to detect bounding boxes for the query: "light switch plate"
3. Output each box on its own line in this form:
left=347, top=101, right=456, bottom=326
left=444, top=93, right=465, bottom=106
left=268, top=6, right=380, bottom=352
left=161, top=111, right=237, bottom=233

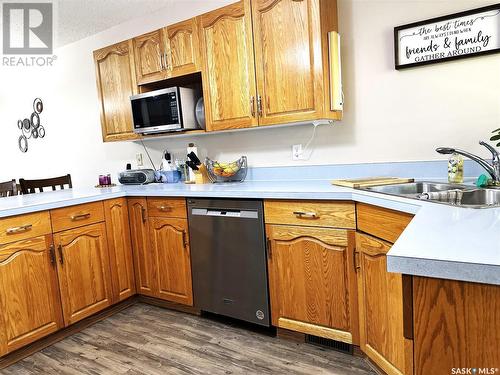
left=136, top=153, right=143, bottom=167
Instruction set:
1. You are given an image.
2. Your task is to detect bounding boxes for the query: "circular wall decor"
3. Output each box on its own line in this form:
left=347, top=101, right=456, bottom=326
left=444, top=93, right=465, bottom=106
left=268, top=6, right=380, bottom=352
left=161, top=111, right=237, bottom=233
left=22, top=118, right=30, bottom=130
left=18, top=135, right=28, bottom=153
left=17, top=98, right=45, bottom=152
left=30, top=112, right=40, bottom=129
left=33, top=98, right=43, bottom=114
left=38, top=125, right=45, bottom=138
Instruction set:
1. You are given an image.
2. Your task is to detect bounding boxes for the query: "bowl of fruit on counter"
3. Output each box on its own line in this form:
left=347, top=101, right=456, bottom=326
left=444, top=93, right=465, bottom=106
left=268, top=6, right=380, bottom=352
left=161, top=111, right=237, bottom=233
left=205, top=156, right=248, bottom=183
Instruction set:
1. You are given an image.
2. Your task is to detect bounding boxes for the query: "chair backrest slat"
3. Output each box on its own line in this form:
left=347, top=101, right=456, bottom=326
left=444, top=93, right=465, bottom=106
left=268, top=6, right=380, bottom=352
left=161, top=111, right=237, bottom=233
left=0, top=180, right=18, bottom=197
left=19, top=174, right=72, bottom=195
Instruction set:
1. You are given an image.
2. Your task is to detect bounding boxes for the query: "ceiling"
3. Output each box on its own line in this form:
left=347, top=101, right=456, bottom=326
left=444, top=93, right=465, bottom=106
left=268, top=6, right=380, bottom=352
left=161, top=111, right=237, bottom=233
left=55, top=0, right=172, bottom=47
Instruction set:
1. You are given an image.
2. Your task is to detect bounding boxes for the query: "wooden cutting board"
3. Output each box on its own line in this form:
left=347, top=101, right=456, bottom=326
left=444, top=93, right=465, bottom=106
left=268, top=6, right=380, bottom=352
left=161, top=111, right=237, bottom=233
left=331, top=177, right=414, bottom=188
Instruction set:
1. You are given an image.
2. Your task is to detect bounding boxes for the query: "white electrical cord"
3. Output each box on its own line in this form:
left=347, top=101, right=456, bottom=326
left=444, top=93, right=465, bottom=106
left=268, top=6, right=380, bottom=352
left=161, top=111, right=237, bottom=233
left=140, top=139, right=157, bottom=171
left=301, top=121, right=330, bottom=160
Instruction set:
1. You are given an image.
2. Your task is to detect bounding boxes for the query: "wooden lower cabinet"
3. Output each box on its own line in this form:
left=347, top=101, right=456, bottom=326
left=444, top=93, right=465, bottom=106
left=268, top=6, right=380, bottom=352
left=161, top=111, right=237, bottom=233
left=128, top=198, right=157, bottom=297
left=356, top=232, right=413, bottom=375
left=0, top=236, right=63, bottom=356
left=413, top=277, right=500, bottom=375
left=266, top=224, right=358, bottom=344
left=54, top=223, right=113, bottom=326
left=149, top=217, right=193, bottom=306
left=104, top=198, right=136, bottom=302
left=128, top=198, right=193, bottom=306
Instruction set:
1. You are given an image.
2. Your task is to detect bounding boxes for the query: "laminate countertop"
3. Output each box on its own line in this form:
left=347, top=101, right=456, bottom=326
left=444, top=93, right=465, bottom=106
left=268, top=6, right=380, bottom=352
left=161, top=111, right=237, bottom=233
left=0, top=181, right=498, bottom=286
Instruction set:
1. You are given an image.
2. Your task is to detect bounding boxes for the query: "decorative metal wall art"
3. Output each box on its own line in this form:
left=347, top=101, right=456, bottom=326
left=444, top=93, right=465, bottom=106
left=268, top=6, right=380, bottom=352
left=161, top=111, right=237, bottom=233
left=17, top=98, right=45, bottom=153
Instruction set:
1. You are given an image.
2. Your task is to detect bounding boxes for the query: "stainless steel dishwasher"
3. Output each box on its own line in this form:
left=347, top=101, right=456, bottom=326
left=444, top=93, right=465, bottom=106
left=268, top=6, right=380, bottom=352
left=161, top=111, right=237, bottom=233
left=187, top=198, right=270, bottom=327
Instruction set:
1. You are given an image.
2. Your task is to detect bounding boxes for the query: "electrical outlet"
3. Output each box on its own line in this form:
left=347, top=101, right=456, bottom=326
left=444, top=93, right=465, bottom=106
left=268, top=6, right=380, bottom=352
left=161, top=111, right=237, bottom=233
left=292, top=144, right=304, bottom=161
left=136, top=153, right=143, bottom=167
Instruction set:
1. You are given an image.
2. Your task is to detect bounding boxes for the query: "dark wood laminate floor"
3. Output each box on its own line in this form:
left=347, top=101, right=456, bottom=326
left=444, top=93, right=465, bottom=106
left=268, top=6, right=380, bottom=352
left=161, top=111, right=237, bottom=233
left=2, top=304, right=377, bottom=375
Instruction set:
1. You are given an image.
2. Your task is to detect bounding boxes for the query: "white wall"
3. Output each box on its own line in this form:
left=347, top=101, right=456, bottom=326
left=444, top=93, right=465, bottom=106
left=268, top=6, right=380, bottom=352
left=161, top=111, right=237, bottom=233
left=0, top=0, right=233, bottom=187
left=1, top=0, right=499, bottom=187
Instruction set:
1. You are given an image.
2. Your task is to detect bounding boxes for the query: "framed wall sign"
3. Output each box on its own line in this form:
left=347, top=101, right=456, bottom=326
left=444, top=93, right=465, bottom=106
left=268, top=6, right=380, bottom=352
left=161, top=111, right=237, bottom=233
left=394, top=3, right=500, bottom=69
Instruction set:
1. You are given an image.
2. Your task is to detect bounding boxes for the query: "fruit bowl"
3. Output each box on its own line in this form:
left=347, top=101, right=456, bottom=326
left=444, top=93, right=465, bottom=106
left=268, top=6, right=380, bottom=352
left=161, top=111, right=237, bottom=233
left=205, top=156, right=248, bottom=183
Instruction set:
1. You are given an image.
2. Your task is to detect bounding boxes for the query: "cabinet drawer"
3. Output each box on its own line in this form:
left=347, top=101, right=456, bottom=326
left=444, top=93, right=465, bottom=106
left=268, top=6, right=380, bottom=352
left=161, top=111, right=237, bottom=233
left=147, top=198, right=187, bottom=218
left=0, top=211, right=51, bottom=245
left=264, top=200, right=355, bottom=229
left=357, top=203, right=414, bottom=243
left=51, top=201, right=105, bottom=232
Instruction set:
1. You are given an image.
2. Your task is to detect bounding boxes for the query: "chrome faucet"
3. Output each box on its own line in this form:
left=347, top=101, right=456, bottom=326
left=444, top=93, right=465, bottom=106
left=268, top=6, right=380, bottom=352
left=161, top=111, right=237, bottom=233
left=436, top=141, right=500, bottom=183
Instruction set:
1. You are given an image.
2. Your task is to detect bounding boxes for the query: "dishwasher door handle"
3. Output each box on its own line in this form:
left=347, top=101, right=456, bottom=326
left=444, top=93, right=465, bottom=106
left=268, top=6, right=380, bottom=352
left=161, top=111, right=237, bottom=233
left=191, top=208, right=258, bottom=219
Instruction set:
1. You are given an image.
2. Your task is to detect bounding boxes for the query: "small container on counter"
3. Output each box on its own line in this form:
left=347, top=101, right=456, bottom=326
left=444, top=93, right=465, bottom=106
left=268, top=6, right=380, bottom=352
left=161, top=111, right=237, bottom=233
left=448, top=153, right=464, bottom=184
left=97, top=174, right=114, bottom=187
left=155, top=170, right=181, bottom=183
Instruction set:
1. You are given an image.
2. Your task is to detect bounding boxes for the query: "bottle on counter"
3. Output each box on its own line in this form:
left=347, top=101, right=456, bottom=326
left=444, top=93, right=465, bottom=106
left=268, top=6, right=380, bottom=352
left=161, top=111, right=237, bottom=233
left=161, top=151, right=173, bottom=172
left=186, top=143, right=198, bottom=183
left=448, top=152, right=464, bottom=184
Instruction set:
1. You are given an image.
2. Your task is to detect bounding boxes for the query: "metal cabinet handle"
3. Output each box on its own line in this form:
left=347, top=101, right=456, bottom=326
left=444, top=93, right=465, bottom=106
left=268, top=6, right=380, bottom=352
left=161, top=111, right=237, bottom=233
left=6, top=224, right=32, bottom=234
left=49, top=244, right=56, bottom=265
left=159, top=53, right=164, bottom=70
left=141, top=207, right=147, bottom=223
left=257, top=95, right=263, bottom=117
left=250, top=96, right=256, bottom=117
left=266, top=237, right=272, bottom=259
left=353, top=248, right=360, bottom=272
left=293, top=211, right=318, bottom=219
left=164, top=52, right=170, bottom=70
left=57, top=244, right=64, bottom=265
left=158, top=205, right=172, bottom=212
left=71, top=213, right=91, bottom=221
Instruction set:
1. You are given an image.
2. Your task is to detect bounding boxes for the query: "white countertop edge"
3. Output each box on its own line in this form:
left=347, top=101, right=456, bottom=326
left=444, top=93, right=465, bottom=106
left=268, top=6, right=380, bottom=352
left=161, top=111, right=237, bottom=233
left=387, top=255, right=500, bottom=286
left=0, top=191, right=127, bottom=218
left=0, top=181, right=498, bottom=286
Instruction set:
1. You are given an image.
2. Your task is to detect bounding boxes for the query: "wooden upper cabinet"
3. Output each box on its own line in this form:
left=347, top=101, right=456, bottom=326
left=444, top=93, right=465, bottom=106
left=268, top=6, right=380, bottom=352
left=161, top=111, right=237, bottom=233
left=133, top=30, right=167, bottom=85
left=149, top=217, right=193, bottom=306
left=355, top=232, right=413, bottom=375
left=251, top=0, right=325, bottom=125
left=0, top=236, right=63, bottom=356
left=104, top=198, right=136, bottom=303
left=128, top=198, right=157, bottom=297
left=93, top=40, right=139, bottom=142
left=164, top=17, right=201, bottom=77
left=200, top=1, right=259, bottom=131
left=267, top=224, right=356, bottom=344
left=54, top=223, right=113, bottom=326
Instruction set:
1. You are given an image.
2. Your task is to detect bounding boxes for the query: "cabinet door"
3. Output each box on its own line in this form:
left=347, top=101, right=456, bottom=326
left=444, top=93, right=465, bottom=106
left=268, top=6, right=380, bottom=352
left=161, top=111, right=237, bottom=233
left=104, top=198, right=136, bottom=303
left=164, top=17, right=201, bottom=78
left=149, top=217, right=193, bottom=306
left=200, top=1, right=258, bottom=131
left=267, top=225, right=355, bottom=344
left=93, top=40, right=139, bottom=142
left=356, top=232, right=413, bottom=375
left=128, top=198, right=157, bottom=297
left=252, top=0, right=324, bottom=125
left=0, top=236, right=63, bottom=356
left=413, top=277, right=500, bottom=375
left=132, top=30, right=167, bottom=85
left=54, top=223, right=113, bottom=326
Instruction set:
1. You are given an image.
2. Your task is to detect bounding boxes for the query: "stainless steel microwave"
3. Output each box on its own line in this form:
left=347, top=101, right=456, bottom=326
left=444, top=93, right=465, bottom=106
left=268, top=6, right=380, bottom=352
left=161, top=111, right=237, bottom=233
left=130, top=87, right=199, bottom=135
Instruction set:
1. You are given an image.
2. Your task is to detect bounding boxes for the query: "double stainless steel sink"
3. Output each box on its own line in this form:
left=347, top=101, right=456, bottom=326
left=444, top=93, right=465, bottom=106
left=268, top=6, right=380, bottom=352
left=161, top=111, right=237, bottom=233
left=360, top=182, right=500, bottom=208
